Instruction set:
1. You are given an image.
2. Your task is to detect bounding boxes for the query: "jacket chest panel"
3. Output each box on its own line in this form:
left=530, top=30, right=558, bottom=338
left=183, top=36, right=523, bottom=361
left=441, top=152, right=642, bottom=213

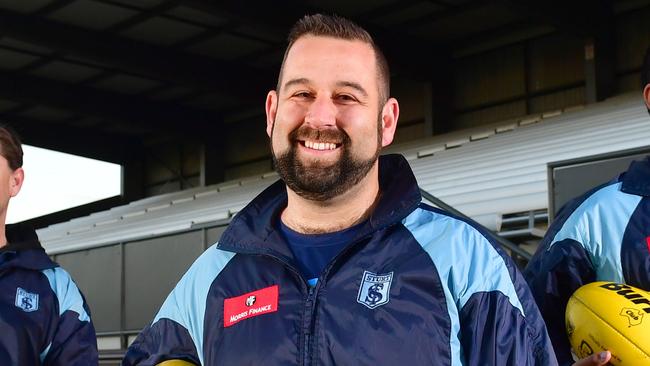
left=202, top=255, right=306, bottom=365
left=621, top=197, right=650, bottom=290
left=311, top=250, right=452, bottom=365
left=204, top=236, right=452, bottom=365
left=0, top=271, right=55, bottom=363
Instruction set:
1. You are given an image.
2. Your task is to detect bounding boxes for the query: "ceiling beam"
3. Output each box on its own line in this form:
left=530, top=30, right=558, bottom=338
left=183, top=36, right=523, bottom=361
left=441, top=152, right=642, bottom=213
left=0, top=113, right=139, bottom=164
left=0, top=70, right=218, bottom=137
left=0, top=8, right=275, bottom=103
left=502, top=0, right=613, bottom=38
left=180, top=0, right=452, bottom=81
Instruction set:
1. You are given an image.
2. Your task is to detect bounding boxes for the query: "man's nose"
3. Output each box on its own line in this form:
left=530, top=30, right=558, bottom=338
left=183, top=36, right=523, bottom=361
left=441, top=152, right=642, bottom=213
left=305, top=95, right=336, bottom=128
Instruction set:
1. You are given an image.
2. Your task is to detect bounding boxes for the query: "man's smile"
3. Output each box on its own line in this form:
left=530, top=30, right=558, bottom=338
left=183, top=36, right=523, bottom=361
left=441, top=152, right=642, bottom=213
left=299, top=139, right=342, bottom=151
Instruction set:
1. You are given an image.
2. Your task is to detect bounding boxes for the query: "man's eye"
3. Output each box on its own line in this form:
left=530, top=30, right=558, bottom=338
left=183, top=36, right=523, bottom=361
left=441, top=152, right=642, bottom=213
left=336, top=94, right=357, bottom=102
left=294, top=92, right=311, bottom=98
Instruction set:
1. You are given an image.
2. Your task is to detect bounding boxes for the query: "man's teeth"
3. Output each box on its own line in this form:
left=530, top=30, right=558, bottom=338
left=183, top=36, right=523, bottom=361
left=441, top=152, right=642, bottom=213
left=304, top=140, right=337, bottom=150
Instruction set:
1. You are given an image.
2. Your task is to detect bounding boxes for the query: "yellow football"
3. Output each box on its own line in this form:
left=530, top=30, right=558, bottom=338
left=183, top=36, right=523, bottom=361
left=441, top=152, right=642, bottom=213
left=566, top=281, right=650, bottom=365
left=156, top=360, right=196, bottom=366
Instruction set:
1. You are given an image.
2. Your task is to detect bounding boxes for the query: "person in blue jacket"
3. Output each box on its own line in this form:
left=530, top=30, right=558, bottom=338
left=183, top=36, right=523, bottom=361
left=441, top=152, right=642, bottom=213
left=525, top=47, right=650, bottom=366
left=124, top=14, right=556, bottom=366
left=0, top=126, right=98, bottom=365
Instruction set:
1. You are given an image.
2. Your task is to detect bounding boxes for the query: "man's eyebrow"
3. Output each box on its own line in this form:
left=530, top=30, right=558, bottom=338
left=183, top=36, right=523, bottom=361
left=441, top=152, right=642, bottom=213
left=283, top=78, right=310, bottom=90
left=336, top=81, right=368, bottom=98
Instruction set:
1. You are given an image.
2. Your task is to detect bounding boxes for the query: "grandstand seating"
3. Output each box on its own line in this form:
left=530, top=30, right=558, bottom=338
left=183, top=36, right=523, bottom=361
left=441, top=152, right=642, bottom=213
left=38, top=92, right=650, bottom=254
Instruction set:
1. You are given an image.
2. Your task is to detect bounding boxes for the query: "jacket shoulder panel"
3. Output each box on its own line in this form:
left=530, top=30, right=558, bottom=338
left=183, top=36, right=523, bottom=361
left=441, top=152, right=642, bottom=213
left=41, top=267, right=90, bottom=322
left=402, top=206, right=528, bottom=365
left=152, top=243, right=236, bottom=365
left=403, top=206, right=525, bottom=313
left=549, top=182, right=641, bottom=282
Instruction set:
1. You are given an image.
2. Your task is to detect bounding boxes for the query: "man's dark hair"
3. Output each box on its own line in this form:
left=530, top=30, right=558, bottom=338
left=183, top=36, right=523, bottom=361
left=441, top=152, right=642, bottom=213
left=0, top=125, right=23, bottom=170
left=276, top=14, right=390, bottom=104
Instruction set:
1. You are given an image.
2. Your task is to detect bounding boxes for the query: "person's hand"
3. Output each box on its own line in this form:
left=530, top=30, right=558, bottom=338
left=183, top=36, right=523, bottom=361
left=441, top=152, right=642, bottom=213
left=572, top=351, right=611, bottom=366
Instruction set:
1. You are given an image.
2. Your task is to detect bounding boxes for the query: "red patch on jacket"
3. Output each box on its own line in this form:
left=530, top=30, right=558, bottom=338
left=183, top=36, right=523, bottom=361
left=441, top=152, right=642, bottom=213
left=646, top=236, right=650, bottom=253
left=223, top=285, right=278, bottom=327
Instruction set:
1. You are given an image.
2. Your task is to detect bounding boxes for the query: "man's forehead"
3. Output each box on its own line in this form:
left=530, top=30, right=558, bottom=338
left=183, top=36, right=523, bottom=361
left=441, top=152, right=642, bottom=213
left=281, top=35, right=378, bottom=88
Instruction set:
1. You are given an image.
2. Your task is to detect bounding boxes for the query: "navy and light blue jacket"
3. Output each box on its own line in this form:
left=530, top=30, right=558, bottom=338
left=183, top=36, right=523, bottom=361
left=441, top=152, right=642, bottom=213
left=0, top=223, right=97, bottom=365
left=124, top=154, right=556, bottom=366
left=525, top=157, right=650, bottom=365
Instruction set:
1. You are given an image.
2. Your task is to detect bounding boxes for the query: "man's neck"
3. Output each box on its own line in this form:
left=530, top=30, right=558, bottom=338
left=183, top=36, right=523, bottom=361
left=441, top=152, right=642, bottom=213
left=281, top=164, right=380, bottom=234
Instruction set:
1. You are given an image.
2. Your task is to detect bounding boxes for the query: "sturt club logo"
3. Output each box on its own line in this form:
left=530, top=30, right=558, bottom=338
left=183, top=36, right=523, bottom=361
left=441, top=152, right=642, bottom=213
left=15, top=287, right=39, bottom=312
left=357, top=271, right=393, bottom=309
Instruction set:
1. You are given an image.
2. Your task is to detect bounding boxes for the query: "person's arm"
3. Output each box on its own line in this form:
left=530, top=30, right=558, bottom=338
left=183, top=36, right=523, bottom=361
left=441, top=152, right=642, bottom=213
left=524, top=237, right=597, bottom=365
left=41, top=268, right=98, bottom=366
left=458, top=263, right=557, bottom=366
left=121, top=270, right=202, bottom=366
left=123, top=244, right=234, bottom=366
left=122, top=318, right=201, bottom=366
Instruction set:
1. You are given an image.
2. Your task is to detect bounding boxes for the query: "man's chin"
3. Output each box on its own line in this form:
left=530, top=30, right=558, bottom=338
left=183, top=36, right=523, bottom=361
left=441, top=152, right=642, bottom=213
left=296, top=156, right=340, bottom=171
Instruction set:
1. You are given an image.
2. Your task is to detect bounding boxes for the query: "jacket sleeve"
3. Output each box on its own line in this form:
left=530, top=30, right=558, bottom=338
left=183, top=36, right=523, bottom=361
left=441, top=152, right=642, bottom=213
left=524, top=236, right=596, bottom=366
left=122, top=318, right=201, bottom=366
left=122, top=244, right=234, bottom=366
left=458, top=244, right=558, bottom=366
left=121, top=268, right=202, bottom=366
left=41, top=268, right=98, bottom=366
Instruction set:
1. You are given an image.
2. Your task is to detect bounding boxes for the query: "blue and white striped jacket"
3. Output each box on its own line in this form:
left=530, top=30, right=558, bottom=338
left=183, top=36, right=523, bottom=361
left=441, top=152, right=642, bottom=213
left=525, top=156, right=650, bottom=365
left=124, top=154, right=556, bottom=366
left=0, top=223, right=97, bottom=365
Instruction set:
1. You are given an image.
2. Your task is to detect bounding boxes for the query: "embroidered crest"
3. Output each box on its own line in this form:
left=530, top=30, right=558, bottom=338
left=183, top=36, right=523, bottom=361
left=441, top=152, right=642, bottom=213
left=357, top=271, right=393, bottom=309
left=15, top=287, right=39, bottom=312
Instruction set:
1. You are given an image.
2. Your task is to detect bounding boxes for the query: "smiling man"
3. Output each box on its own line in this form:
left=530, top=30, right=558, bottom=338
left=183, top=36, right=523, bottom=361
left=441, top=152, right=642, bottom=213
left=123, top=14, right=556, bottom=366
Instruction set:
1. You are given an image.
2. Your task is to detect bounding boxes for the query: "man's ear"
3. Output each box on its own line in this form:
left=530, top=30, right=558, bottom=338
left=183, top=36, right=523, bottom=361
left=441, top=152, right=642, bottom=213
left=9, top=167, right=24, bottom=198
left=643, top=84, right=650, bottom=110
left=380, top=97, right=399, bottom=147
left=266, top=90, right=278, bottom=138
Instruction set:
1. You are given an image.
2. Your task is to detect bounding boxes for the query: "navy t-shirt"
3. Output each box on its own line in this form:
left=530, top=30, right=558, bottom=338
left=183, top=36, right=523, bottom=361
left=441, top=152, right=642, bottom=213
left=279, top=220, right=364, bottom=287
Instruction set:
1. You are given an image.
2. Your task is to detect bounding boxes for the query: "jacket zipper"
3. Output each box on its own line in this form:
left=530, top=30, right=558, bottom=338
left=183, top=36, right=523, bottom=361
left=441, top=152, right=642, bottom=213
left=303, top=285, right=315, bottom=366
left=218, top=246, right=317, bottom=366
left=219, top=226, right=391, bottom=366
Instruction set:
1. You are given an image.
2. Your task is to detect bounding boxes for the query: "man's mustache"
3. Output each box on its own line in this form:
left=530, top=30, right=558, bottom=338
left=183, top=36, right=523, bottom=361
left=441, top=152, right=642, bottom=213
left=289, top=125, right=347, bottom=144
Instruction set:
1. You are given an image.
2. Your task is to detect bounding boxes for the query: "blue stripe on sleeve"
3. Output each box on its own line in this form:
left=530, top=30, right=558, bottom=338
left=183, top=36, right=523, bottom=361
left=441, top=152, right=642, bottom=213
left=549, top=182, right=641, bottom=282
left=153, top=243, right=236, bottom=365
left=402, top=207, right=525, bottom=366
left=42, top=267, right=90, bottom=322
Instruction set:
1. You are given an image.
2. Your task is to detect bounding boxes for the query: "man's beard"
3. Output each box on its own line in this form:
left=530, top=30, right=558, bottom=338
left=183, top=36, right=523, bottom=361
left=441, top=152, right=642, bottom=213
left=272, top=122, right=381, bottom=201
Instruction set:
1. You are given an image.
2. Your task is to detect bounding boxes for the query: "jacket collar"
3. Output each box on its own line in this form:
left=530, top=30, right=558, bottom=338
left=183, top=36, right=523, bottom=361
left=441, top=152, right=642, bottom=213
left=0, top=223, right=57, bottom=271
left=621, top=156, right=650, bottom=197
left=218, top=154, right=421, bottom=259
